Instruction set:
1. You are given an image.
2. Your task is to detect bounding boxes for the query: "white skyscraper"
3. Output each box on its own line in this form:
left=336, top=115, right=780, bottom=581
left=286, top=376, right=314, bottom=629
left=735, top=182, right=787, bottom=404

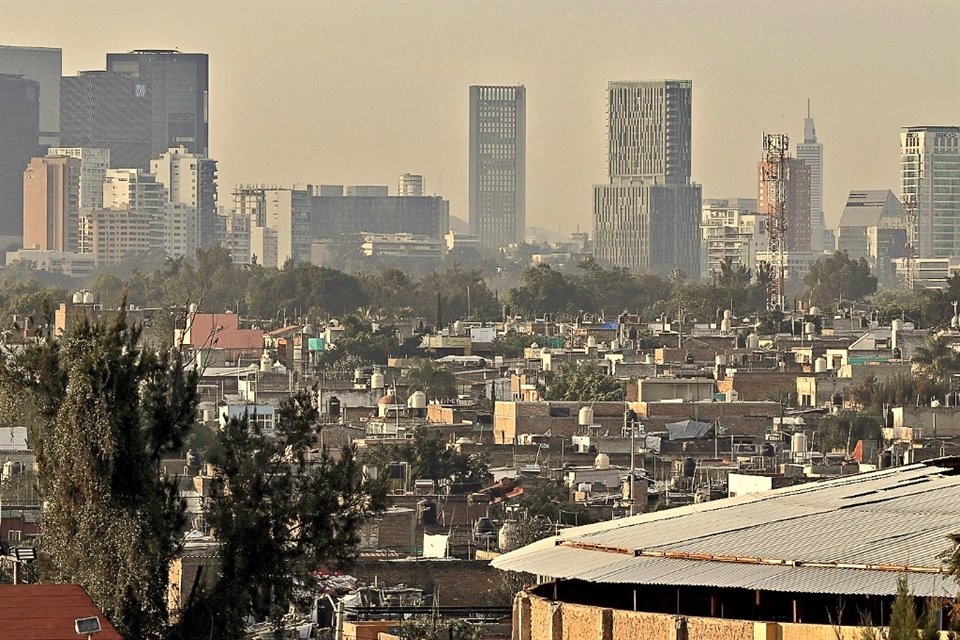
left=900, top=126, right=960, bottom=259
left=796, top=101, right=824, bottom=253
left=48, top=147, right=110, bottom=210
left=151, top=146, right=218, bottom=247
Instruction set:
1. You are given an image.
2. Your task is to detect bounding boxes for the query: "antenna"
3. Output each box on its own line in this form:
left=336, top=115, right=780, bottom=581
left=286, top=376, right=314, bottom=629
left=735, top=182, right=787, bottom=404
left=761, top=133, right=790, bottom=311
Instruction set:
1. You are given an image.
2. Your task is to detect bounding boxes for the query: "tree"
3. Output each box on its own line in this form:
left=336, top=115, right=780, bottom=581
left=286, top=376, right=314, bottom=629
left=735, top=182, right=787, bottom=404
left=805, top=251, right=878, bottom=307
left=405, top=358, right=457, bottom=401
left=0, top=310, right=199, bottom=638
left=815, top=410, right=882, bottom=454
left=175, top=390, right=385, bottom=639
left=417, top=265, right=498, bottom=322
left=912, top=335, right=960, bottom=384
left=888, top=575, right=919, bottom=640
left=541, top=363, right=623, bottom=401
left=508, top=264, right=589, bottom=318
left=320, top=314, right=422, bottom=371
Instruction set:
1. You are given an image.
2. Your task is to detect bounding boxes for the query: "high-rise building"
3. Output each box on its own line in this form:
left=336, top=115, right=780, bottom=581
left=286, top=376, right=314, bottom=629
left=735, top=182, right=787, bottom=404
left=757, top=157, right=811, bottom=252
left=60, top=71, right=153, bottom=170
left=106, top=50, right=209, bottom=158
left=233, top=186, right=310, bottom=268
left=900, top=126, right=960, bottom=259
left=151, top=146, right=218, bottom=247
left=796, top=101, right=825, bottom=253
left=398, top=173, right=424, bottom=197
left=345, top=185, right=389, bottom=197
left=700, top=203, right=769, bottom=280
left=593, top=80, right=701, bottom=275
left=469, top=85, right=525, bottom=249
left=22, top=155, right=80, bottom=253
left=0, top=73, right=40, bottom=242
left=836, top=189, right=906, bottom=284
left=308, top=190, right=449, bottom=240
left=80, top=208, right=152, bottom=265
left=0, top=45, right=61, bottom=146
left=48, top=147, right=110, bottom=210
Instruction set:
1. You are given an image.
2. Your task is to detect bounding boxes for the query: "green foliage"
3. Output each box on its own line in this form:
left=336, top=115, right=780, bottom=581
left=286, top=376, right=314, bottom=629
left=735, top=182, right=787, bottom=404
left=320, top=315, right=422, bottom=370
left=175, top=390, right=385, bottom=639
left=888, top=575, right=918, bottom=640
left=541, top=362, right=623, bottom=401
left=852, top=374, right=949, bottom=415
left=912, top=335, right=960, bottom=384
left=804, top=251, right=878, bottom=307
left=0, top=310, right=199, bottom=639
left=358, top=426, right=490, bottom=485
left=491, top=331, right=541, bottom=358
left=394, top=618, right=486, bottom=640
left=405, top=358, right=457, bottom=401
left=246, top=261, right=368, bottom=321
left=516, top=480, right=594, bottom=526
left=418, top=265, right=499, bottom=321
left=815, top=410, right=882, bottom=453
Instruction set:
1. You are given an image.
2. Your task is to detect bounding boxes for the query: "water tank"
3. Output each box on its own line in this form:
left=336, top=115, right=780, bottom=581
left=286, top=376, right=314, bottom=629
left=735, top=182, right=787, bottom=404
left=453, top=320, right=463, bottom=334
left=720, top=318, right=732, bottom=333
left=475, top=517, right=496, bottom=538
left=455, top=436, right=474, bottom=445
left=587, top=336, right=597, bottom=348
left=260, top=351, right=272, bottom=372
left=409, top=390, right=427, bottom=409
left=761, top=443, right=776, bottom=457
left=644, top=353, right=655, bottom=365
left=723, top=309, right=732, bottom=320
left=498, top=520, right=520, bottom=553
left=370, top=370, right=385, bottom=390
left=419, top=499, right=437, bottom=526
left=577, top=482, right=592, bottom=493
left=715, top=354, right=727, bottom=367
left=578, top=406, right=594, bottom=426
left=891, top=318, right=903, bottom=332
left=72, top=291, right=83, bottom=304
left=791, top=432, right=808, bottom=456
left=327, top=396, right=341, bottom=420
left=594, top=453, right=610, bottom=470
left=810, top=306, right=821, bottom=317
left=814, top=357, right=827, bottom=373
left=83, top=291, right=95, bottom=304
left=682, top=457, right=696, bottom=478
left=611, top=339, right=620, bottom=351
left=188, top=303, right=198, bottom=314
left=804, top=322, right=816, bottom=336
left=354, top=368, right=364, bottom=383
left=747, top=333, right=760, bottom=349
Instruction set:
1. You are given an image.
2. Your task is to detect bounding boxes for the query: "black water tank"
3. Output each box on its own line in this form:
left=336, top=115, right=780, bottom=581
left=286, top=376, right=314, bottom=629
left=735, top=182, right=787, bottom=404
left=327, top=396, right=341, bottom=420
left=683, top=457, right=696, bottom=477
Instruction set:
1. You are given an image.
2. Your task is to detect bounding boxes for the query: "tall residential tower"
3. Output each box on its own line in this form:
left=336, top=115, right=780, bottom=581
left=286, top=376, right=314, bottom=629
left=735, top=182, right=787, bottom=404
left=796, top=101, right=824, bottom=252
left=900, top=126, right=960, bottom=259
left=593, top=80, right=701, bottom=276
left=469, top=85, right=525, bottom=249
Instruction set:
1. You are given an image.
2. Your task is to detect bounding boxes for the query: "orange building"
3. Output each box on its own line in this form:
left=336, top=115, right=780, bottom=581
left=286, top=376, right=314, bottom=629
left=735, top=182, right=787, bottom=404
left=22, top=155, right=80, bottom=252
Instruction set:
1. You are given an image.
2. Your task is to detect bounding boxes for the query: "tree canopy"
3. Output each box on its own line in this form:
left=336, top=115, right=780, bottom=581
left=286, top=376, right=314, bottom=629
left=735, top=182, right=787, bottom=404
left=804, top=251, right=878, bottom=307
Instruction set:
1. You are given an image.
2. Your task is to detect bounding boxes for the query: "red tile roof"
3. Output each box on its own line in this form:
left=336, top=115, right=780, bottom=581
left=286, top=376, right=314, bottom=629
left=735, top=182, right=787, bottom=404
left=0, top=584, right=122, bottom=639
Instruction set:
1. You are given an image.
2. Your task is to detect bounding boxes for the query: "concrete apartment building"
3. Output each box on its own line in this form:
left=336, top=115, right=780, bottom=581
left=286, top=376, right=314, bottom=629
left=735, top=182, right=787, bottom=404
left=758, top=156, right=811, bottom=252
left=0, top=73, right=39, bottom=243
left=469, top=85, right=526, bottom=249
left=398, top=173, right=424, bottom=197
left=0, top=45, right=61, bottom=146
left=22, top=155, right=80, bottom=253
left=796, top=102, right=825, bottom=252
left=80, top=208, right=152, bottom=265
left=700, top=202, right=769, bottom=280
left=234, top=186, right=310, bottom=268
left=47, top=147, right=110, bottom=210
left=151, top=146, right=217, bottom=248
left=60, top=70, right=153, bottom=170
left=593, top=80, right=701, bottom=276
left=900, top=126, right=960, bottom=258
left=106, top=50, right=209, bottom=158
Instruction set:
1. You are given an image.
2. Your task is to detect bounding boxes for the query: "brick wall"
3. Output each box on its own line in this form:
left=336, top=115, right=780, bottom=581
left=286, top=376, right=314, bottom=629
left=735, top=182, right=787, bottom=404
left=352, top=558, right=498, bottom=607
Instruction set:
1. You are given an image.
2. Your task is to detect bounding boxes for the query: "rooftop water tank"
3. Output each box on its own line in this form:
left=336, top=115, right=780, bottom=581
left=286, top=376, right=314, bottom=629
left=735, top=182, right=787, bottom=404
left=259, top=351, right=272, bottom=372
left=370, top=370, right=385, bottom=389
left=578, top=406, right=594, bottom=426
left=723, top=309, right=732, bottom=320
left=791, top=432, right=808, bottom=455
left=810, top=306, right=821, bottom=317
left=747, top=333, right=760, bottom=349
left=83, top=291, right=95, bottom=304
left=715, top=354, right=727, bottom=366
left=645, top=353, right=655, bottom=365
left=721, top=318, right=732, bottom=333
left=587, top=336, right=597, bottom=348
left=804, top=322, right=816, bottom=336
left=594, top=453, right=610, bottom=470
left=409, top=390, right=427, bottom=409
left=814, top=357, right=827, bottom=373
left=72, top=291, right=83, bottom=304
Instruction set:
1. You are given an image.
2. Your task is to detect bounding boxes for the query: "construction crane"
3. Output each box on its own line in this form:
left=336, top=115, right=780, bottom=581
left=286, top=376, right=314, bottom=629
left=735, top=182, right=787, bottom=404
left=761, top=133, right=790, bottom=311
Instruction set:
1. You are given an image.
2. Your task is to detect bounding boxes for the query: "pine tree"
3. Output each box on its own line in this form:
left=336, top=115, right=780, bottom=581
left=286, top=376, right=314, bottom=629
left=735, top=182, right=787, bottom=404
left=0, top=310, right=199, bottom=638
left=889, top=575, right=919, bottom=640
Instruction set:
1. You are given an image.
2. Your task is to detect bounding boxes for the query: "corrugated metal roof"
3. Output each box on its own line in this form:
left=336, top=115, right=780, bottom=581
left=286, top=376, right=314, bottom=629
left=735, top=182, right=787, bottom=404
left=493, top=460, right=960, bottom=597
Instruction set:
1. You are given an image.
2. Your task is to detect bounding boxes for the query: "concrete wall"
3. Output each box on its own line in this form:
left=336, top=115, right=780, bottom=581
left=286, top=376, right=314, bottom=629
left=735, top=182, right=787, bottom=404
left=352, top=558, right=498, bottom=607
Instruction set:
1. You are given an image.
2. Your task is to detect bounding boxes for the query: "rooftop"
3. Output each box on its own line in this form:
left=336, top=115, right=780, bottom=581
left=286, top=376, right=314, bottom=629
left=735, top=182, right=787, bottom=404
left=494, top=458, right=960, bottom=597
left=0, top=584, right=122, bottom=640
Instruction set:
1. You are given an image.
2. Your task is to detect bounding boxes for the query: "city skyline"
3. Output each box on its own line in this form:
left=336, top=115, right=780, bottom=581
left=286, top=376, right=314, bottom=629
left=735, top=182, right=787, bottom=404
left=2, top=1, right=958, bottom=236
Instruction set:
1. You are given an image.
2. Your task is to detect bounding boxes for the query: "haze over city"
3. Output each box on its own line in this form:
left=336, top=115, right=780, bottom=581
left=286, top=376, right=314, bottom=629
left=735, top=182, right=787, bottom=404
left=3, top=0, right=957, bottom=233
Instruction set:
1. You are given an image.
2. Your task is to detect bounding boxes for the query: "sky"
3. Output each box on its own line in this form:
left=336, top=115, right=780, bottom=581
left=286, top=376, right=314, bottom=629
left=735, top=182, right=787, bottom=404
left=2, top=0, right=959, bottom=234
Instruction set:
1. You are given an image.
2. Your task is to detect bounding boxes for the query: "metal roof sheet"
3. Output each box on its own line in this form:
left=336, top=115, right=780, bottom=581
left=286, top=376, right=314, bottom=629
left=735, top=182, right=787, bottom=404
left=493, top=460, right=960, bottom=597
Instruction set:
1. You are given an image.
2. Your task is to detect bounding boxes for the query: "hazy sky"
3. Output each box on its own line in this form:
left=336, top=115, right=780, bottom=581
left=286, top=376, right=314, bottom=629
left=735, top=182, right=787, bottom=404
left=2, top=0, right=959, bottom=233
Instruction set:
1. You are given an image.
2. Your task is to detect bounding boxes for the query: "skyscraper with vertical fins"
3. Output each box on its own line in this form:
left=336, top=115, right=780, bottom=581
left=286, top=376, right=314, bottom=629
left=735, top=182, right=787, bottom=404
left=796, top=100, right=825, bottom=252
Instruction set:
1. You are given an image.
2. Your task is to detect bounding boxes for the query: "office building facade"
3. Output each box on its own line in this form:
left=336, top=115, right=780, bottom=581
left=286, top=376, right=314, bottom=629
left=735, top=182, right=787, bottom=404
left=700, top=204, right=769, bottom=280
left=757, top=157, right=812, bottom=252
left=836, top=190, right=907, bottom=285
left=0, top=73, right=40, bottom=242
left=469, top=85, right=525, bottom=249
left=309, top=191, right=449, bottom=240
left=22, top=155, right=80, bottom=253
left=593, top=80, right=701, bottom=276
left=796, top=102, right=825, bottom=253
left=48, top=147, right=110, bottom=210
left=233, top=186, right=310, bottom=268
left=60, top=71, right=153, bottom=170
left=106, top=50, right=209, bottom=158
left=0, top=45, right=61, bottom=146
left=900, top=126, right=960, bottom=259
left=398, top=173, right=424, bottom=197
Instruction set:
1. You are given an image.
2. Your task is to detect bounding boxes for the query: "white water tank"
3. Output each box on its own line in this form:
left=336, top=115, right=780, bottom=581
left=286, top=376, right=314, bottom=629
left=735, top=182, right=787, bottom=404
left=594, top=453, right=610, bottom=470
left=453, top=320, right=463, bottom=334
left=354, top=368, right=364, bottom=383
left=891, top=319, right=903, bottom=332
left=810, top=306, right=821, bottom=317
left=804, top=322, right=816, bottom=336
left=747, top=333, right=760, bottom=349
left=83, top=291, right=95, bottom=304
left=188, top=302, right=198, bottom=313
left=723, top=309, right=732, bottom=320
left=409, top=390, right=427, bottom=409
left=791, top=432, right=808, bottom=456
left=715, top=354, right=727, bottom=366
left=892, top=318, right=904, bottom=349
left=370, top=370, right=385, bottom=389
left=578, top=406, right=594, bottom=426
left=611, top=339, right=620, bottom=351
left=645, top=353, right=655, bottom=365
left=720, top=318, right=732, bottom=333
left=72, top=291, right=83, bottom=304
left=260, top=351, right=272, bottom=372
left=587, top=336, right=597, bottom=348
left=499, top=520, right=520, bottom=553
left=814, top=357, right=827, bottom=373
